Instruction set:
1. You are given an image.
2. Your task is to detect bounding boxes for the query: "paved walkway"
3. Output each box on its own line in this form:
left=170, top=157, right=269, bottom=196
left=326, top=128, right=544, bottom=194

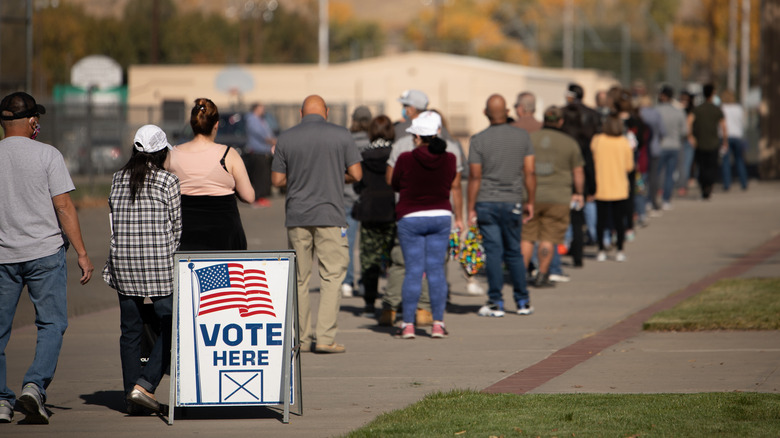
left=3, top=181, right=779, bottom=437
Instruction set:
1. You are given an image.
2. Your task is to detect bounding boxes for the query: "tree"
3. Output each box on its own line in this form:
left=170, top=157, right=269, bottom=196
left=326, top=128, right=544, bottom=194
left=328, top=1, right=384, bottom=62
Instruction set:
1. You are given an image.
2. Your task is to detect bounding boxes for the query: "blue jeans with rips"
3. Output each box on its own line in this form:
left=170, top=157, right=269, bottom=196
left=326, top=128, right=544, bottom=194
left=118, top=293, right=172, bottom=396
left=396, top=215, right=451, bottom=323
left=0, top=247, right=68, bottom=405
left=475, top=202, right=530, bottom=308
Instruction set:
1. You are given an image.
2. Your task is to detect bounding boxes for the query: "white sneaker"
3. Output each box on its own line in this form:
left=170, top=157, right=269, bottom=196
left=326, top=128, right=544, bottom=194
left=18, top=383, right=48, bottom=424
left=478, top=304, right=505, bottom=317
left=340, top=283, right=353, bottom=298
left=596, top=251, right=607, bottom=262
left=662, top=202, right=673, bottom=211
left=466, top=279, right=485, bottom=295
left=0, top=400, right=12, bottom=423
left=516, top=303, right=534, bottom=315
left=615, top=252, right=627, bottom=262
left=548, top=273, right=570, bottom=283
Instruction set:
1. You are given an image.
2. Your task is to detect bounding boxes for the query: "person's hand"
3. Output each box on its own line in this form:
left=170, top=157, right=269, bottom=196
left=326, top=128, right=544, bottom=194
left=571, top=194, right=584, bottom=210
left=523, top=203, right=534, bottom=224
left=468, top=210, right=478, bottom=226
left=453, top=219, right=464, bottom=234
left=78, top=254, right=94, bottom=285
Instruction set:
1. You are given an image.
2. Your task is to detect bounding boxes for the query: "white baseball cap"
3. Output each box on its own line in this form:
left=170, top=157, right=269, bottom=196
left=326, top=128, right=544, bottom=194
left=405, top=111, right=442, bottom=136
left=133, top=124, right=172, bottom=153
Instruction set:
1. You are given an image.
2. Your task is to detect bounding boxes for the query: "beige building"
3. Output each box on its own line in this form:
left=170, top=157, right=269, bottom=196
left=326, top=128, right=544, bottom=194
left=128, top=51, right=616, bottom=140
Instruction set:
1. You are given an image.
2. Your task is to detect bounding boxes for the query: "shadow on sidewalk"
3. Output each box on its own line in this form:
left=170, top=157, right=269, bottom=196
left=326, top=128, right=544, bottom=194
left=80, top=390, right=127, bottom=414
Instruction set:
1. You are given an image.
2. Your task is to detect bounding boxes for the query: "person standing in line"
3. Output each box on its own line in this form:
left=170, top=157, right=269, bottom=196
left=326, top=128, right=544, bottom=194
left=688, top=84, right=727, bottom=200
left=0, top=92, right=94, bottom=424
left=561, top=83, right=600, bottom=266
left=468, top=94, right=536, bottom=317
left=244, top=102, right=276, bottom=208
left=591, top=116, right=635, bottom=262
left=677, top=91, right=697, bottom=196
left=511, top=92, right=543, bottom=134
left=719, top=90, right=749, bottom=192
left=391, top=111, right=461, bottom=339
left=103, top=125, right=181, bottom=415
left=353, top=115, right=396, bottom=317
left=382, top=90, right=466, bottom=327
left=272, top=95, right=362, bottom=354
left=167, top=98, right=254, bottom=251
left=655, top=85, right=688, bottom=210
left=341, top=106, right=372, bottom=299
left=638, top=95, right=666, bottom=216
left=521, top=106, right=584, bottom=287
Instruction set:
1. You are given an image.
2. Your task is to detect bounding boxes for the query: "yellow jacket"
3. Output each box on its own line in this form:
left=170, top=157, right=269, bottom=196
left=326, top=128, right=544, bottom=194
left=590, top=134, right=634, bottom=201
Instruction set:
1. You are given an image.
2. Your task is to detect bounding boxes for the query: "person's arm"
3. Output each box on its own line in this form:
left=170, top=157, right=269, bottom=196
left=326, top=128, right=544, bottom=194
left=522, top=155, right=536, bottom=223
left=52, top=193, right=93, bottom=285
left=466, top=163, right=482, bottom=225
left=571, top=166, right=585, bottom=208
left=385, top=165, right=394, bottom=186
left=450, top=171, right=464, bottom=231
left=226, top=147, right=255, bottom=203
left=687, top=113, right=696, bottom=148
left=345, top=162, right=362, bottom=184
left=271, top=171, right=287, bottom=187
left=168, top=177, right=183, bottom=245
left=719, top=117, right=728, bottom=151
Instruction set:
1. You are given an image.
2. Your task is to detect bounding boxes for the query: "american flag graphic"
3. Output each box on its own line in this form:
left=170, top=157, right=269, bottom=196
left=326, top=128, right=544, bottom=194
left=194, top=263, right=276, bottom=318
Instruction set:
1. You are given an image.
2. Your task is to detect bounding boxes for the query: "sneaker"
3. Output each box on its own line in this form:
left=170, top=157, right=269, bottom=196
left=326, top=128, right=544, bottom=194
left=466, top=279, right=485, bottom=295
left=548, top=273, right=570, bottom=283
left=431, top=322, right=448, bottom=338
left=340, top=283, right=353, bottom=298
left=396, top=323, right=415, bottom=339
left=596, top=251, right=607, bottom=262
left=251, top=197, right=271, bottom=208
left=517, top=303, right=534, bottom=315
left=415, top=308, right=433, bottom=327
left=478, top=303, right=505, bottom=317
left=662, top=202, right=673, bottom=211
left=378, top=308, right=396, bottom=326
left=0, top=400, right=13, bottom=423
left=615, top=251, right=627, bottom=262
left=533, top=272, right=555, bottom=288
left=18, top=383, right=49, bottom=424
left=648, top=209, right=663, bottom=218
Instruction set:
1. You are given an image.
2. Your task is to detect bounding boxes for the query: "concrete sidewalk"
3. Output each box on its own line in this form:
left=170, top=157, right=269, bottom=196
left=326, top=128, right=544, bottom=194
left=3, top=181, right=779, bottom=437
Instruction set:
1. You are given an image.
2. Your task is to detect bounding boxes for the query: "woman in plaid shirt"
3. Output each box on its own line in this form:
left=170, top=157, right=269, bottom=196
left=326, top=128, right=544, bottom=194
left=103, top=125, right=182, bottom=415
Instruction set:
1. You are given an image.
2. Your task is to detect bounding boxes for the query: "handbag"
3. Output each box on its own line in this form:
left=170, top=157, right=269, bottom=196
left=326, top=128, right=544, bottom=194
left=459, top=225, right=485, bottom=276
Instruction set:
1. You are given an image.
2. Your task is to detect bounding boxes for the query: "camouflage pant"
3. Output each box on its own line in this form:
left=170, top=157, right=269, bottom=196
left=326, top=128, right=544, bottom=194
left=359, top=222, right=395, bottom=308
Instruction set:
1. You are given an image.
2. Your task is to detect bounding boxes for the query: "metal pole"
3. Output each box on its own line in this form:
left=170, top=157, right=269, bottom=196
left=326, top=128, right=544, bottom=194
left=562, top=0, right=573, bottom=69
left=318, top=0, right=328, bottom=68
left=727, top=0, right=738, bottom=91
left=739, top=0, right=750, bottom=107
left=26, top=0, right=32, bottom=93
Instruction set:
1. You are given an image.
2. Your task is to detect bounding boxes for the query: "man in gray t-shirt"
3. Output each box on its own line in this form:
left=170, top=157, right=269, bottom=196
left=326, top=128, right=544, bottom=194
left=467, top=94, right=536, bottom=317
left=0, top=92, right=94, bottom=424
left=272, top=95, right=362, bottom=354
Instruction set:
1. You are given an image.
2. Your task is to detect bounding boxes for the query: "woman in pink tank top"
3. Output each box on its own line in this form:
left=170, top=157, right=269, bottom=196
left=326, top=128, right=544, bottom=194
left=166, top=98, right=255, bottom=250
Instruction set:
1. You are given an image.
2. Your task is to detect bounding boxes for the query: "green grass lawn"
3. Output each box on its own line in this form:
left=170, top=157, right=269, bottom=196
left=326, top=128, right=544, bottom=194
left=345, top=390, right=780, bottom=437
left=644, top=278, right=780, bottom=331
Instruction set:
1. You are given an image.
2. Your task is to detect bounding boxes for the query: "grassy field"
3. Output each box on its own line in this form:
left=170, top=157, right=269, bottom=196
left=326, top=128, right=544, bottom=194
left=644, top=278, right=780, bottom=331
left=345, top=390, right=780, bottom=438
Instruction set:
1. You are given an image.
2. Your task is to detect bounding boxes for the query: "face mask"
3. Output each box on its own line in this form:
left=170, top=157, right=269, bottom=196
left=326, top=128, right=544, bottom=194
left=30, top=120, right=40, bottom=140
left=713, top=96, right=721, bottom=106
left=401, top=107, right=408, bottom=120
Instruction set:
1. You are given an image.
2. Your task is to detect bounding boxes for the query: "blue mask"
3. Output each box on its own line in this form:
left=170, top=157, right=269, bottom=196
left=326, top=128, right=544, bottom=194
left=401, top=107, right=408, bottom=120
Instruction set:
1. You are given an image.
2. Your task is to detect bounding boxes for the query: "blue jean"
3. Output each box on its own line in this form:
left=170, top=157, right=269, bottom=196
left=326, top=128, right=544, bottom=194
left=721, top=137, right=748, bottom=190
left=584, top=201, right=597, bottom=243
left=678, top=140, right=694, bottom=188
left=396, top=216, right=451, bottom=323
left=660, top=149, right=679, bottom=202
left=0, top=247, right=68, bottom=405
left=118, top=293, right=172, bottom=396
left=475, top=202, right=530, bottom=307
left=343, top=205, right=359, bottom=287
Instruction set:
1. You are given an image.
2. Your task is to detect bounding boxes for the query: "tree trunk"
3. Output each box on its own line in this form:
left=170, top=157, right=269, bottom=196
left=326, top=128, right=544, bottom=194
left=759, top=0, right=780, bottom=179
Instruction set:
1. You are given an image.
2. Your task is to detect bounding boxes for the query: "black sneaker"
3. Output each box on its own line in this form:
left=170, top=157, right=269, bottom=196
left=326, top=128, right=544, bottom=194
left=533, top=272, right=555, bottom=288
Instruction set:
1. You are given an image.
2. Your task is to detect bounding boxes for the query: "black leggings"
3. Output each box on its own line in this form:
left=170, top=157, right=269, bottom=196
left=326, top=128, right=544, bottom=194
left=596, top=199, right=628, bottom=251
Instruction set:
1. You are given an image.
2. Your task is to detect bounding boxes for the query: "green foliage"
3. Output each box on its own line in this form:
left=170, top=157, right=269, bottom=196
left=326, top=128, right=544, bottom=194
left=345, top=390, right=780, bottom=437
left=644, top=278, right=780, bottom=331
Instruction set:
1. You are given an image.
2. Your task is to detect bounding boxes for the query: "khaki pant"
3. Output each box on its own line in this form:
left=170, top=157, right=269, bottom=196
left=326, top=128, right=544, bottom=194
left=288, top=226, right=348, bottom=347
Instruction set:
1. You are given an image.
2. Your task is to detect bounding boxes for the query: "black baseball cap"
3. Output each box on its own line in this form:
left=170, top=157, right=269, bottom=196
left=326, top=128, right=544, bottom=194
left=0, top=92, right=46, bottom=121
